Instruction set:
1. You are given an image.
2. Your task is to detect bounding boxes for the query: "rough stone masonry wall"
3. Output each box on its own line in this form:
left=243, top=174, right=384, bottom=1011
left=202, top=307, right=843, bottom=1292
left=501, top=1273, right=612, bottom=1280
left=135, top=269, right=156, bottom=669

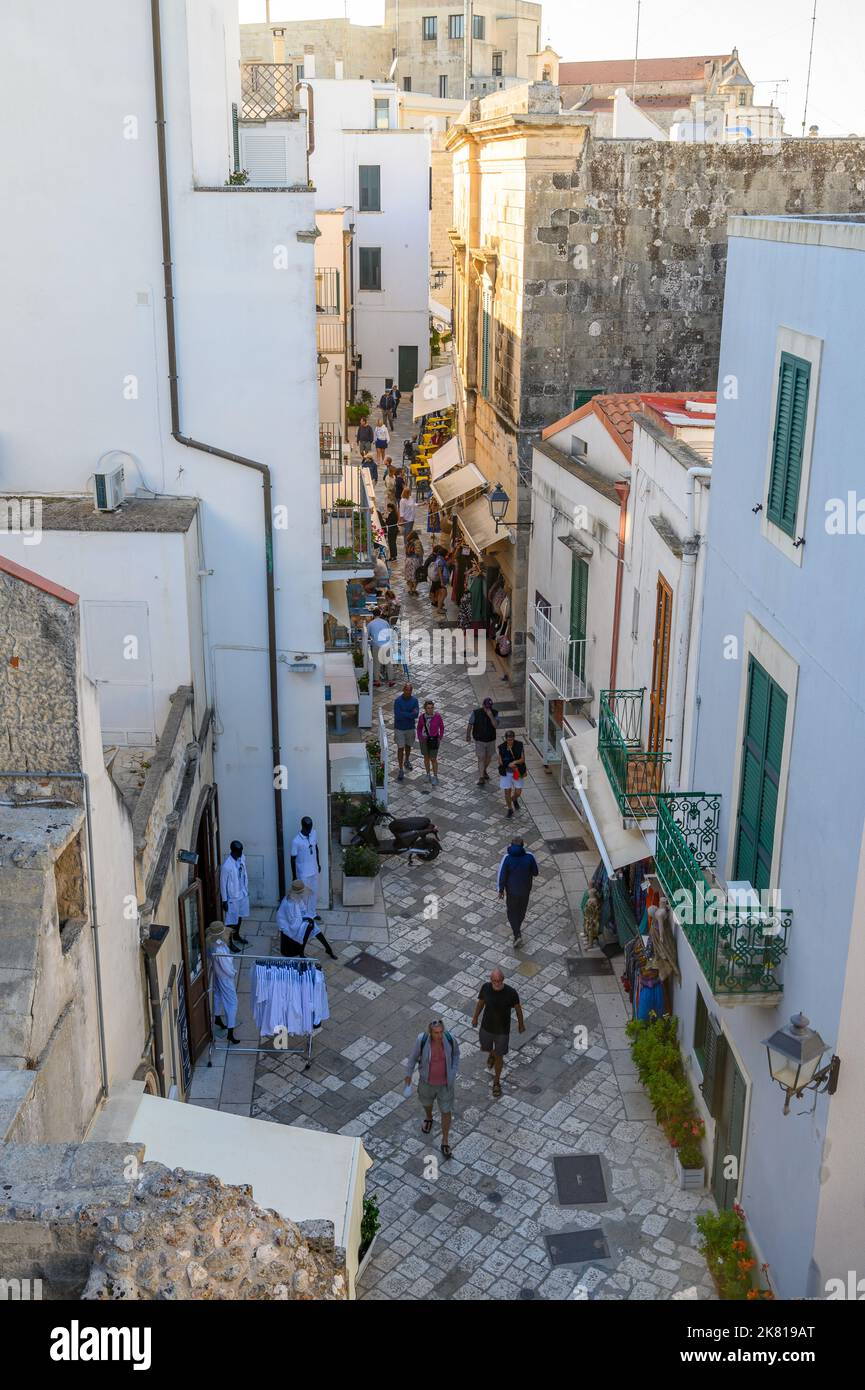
left=521, top=136, right=865, bottom=437
left=0, top=1141, right=348, bottom=1301
left=0, top=571, right=80, bottom=776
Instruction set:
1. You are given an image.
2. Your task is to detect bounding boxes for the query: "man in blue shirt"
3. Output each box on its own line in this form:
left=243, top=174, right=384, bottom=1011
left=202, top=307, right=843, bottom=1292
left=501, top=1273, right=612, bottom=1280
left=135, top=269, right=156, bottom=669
left=393, top=682, right=419, bottom=781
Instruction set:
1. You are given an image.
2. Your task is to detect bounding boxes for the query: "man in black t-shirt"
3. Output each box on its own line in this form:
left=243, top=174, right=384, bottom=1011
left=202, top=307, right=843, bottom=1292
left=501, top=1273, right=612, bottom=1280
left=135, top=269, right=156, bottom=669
left=471, top=968, right=526, bottom=1097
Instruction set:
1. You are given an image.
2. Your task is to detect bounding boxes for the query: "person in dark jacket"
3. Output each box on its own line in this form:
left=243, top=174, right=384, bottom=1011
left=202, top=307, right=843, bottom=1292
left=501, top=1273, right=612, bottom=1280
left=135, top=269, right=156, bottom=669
left=466, top=697, right=499, bottom=785
left=498, top=730, right=527, bottom=816
left=497, top=837, right=539, bottom=948
left=384, top=503, right=399, bottom=561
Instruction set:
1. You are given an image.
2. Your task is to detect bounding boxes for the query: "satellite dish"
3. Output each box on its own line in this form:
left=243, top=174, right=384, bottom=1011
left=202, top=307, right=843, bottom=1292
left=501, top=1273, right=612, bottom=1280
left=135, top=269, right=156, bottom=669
left=388, top=56, right=398, bottom=80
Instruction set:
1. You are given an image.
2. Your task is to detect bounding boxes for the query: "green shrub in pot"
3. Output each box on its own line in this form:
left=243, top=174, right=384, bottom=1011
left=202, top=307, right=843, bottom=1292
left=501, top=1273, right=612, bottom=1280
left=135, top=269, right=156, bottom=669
left=343, top=844, right=380, bottom=878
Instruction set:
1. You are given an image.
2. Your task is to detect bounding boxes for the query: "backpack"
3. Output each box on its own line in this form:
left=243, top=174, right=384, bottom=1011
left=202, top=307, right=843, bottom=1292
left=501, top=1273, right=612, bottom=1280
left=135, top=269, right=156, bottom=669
left=418, top=1031, right=455, bottom=1065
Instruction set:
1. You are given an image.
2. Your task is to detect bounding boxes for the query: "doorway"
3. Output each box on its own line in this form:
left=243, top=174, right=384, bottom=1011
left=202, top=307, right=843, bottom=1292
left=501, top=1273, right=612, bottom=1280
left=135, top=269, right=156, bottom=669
left=178, top=882, right=210, bottom=1062
left=569, top=554, right=588, bottom=684
left=398, top=345, right=419, bottom=392
left=195, top=793, right=220, bottom=927
left=649, top=574, right=673, bottom=752
left=703, top=1019, right=748, bottom=1210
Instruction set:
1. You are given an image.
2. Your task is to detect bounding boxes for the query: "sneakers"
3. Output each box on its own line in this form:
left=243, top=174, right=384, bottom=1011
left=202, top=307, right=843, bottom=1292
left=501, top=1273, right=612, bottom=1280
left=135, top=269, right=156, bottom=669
left=404, top=759, right=413, bottom=772
left=431, top=774, right=439, bottom=786
left=397, top=769, right=405, bottom=782
left=513, top=934, right=524, bottom=949
left=507, top=807, right=514, bottom=818
left=513, top=800, right=522, bottom=813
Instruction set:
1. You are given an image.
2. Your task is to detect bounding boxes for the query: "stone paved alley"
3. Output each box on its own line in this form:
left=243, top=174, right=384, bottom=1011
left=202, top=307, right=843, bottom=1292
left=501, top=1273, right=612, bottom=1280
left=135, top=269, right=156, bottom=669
left=191, top=399, right=716, bottom=1301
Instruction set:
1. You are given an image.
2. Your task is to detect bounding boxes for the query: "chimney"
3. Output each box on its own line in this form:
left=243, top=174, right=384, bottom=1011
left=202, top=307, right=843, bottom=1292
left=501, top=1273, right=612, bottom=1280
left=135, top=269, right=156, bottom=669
left=304, top=46, right=316, bottom=80
left=272, top=28, right=285, bottom=64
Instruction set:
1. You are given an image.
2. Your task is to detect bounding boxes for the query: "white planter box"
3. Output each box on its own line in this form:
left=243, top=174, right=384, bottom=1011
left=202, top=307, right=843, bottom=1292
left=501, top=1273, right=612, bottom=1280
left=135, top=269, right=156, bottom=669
left=343, top=874, right=377, bottom=907
left=357, top=691, right=373, bottom=728
left=356, top=1232, right=380, bottom=1284
left=674, top=1153, right=705, bottom=1190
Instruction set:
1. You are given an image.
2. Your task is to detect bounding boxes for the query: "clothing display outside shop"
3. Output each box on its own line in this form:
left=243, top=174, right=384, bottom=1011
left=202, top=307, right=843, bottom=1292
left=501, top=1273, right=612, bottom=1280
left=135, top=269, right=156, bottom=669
left=249, top=959, right=330, bottom=1037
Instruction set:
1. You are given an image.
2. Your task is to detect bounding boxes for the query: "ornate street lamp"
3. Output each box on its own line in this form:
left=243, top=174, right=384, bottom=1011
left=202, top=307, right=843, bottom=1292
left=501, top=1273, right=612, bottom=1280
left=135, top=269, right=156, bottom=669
left=486, top=482, right=509, bottom=530
left=317, top=351, right=330, bottom=385
left=762, top=1013, right=841, bottom=1115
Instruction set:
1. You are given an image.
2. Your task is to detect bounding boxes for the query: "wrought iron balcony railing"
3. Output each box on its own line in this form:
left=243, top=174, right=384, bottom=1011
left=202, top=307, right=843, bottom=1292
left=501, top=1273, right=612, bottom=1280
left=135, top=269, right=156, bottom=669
left=655, top=792, right=792, bottom=1000
left=321, top=468, right=374, bottom=570
left=532, top=608, right=588, bottom=700
left=320, top=422, right=344, bottom=480
left=315, top=267, right=341, bottom=316
left=240, top=63, right=295, bottom=121
left=317, top=320, right=346, bottom=355
left=598, top=689, right=670, bottom=819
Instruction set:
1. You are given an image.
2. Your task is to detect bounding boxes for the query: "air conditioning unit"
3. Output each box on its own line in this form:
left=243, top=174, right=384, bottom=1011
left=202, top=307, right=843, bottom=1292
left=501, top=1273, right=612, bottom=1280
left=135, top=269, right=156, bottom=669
left=93, top=464, right=125, bottom=512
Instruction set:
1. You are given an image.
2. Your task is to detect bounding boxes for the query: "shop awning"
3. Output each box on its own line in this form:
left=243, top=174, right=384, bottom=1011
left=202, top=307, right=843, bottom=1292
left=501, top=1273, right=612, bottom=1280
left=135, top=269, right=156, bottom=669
left=89, top=1087, right=372, bottom=1297
left=430, top=435, right=463, bottom=483
left=431, top=461, right=486, bottom=510
left=429, top=296, right=451, bottom=326
left=455, top=495, right=505, bottom=557
left=322, top=579, right=350, bottom=631
left=413, top=365, right=455, bottom=419
left=561, top=721, right=651, bottom=876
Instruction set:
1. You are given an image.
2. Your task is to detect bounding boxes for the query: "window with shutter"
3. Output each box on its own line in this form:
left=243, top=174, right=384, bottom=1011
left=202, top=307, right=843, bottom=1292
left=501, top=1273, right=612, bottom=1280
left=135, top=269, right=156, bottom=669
left=734, top=656, right=787, bottom=890
left=711, top=1047, right=747, bottom=1210
left=767, top=351, right=810, bottom=537
left=569, top=556, right=588, bottom=682
left=359, top=247, right=382, bottom=291
left=693, top=990, right=709, bottom=1073
left=359, top=165, right=381, bottom=212
left=700, top=1013, right=725, bottom=1119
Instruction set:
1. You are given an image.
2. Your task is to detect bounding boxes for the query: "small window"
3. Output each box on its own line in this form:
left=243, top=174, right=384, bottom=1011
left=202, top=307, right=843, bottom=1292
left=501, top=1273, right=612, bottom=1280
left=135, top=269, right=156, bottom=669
left=296, top=64, right=304, bottom=81
left=359, top=247, right=382, bottom=291
left=473, top=14, right=486, bottom=40
left=572, top=388, right=602, bottom=411
left=448, top=14, right=464, bottom=40
left=422, top=16, right=437, bottom=41
left=535, top=593, right=552, bottom=619
left=403, top=75, right=412, bottom=92
left=374, top=98, right=390, bottom=130
left=492, top=51, right=503, bottom=77
left=385, top=377, right=394, bottom=390
left=359, top=164, right=381, bottom=212
left=439, top=74, right=448, bottom=99
left=693, top=991, right=709, bottom=1073
left=738, top=91, right=747, bottom=106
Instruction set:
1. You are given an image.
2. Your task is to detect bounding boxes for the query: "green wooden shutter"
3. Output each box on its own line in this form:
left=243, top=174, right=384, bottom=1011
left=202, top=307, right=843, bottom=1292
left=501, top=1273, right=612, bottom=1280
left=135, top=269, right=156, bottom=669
left=569, top=556, right=588, bottom=681
left=767, top=352, right=810, bottom=537
left=693, top=990, right=709, bottom=1072
left=734, top=657, right=787, bottom=889
left=700, top=1015, right=725, bottom=1118
left=481, top=305, right=491, bottom=397
left=359, top=165, right=380, bottom=212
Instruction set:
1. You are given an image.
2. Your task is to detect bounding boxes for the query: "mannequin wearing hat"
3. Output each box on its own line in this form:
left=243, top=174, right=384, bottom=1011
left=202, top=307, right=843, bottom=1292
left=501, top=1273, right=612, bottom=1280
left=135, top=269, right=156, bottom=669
left=277, top=880, right=337, bottom=960
left=206, top=921, right=240, bottom=1043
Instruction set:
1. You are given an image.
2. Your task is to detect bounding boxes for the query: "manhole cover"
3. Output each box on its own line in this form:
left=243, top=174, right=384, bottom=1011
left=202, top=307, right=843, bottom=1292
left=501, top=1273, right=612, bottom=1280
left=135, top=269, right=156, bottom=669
left=553, top=1154, right=608, bottom=1206
left=566, top=957, right=613, bottom=977
left=345, top=952, right=396, bottom=983
left=545, top=1229, right=610, bottom=1267
left=547, top=836, right=589, bottom=854
left=518, top=1288, right=542, bottom=1299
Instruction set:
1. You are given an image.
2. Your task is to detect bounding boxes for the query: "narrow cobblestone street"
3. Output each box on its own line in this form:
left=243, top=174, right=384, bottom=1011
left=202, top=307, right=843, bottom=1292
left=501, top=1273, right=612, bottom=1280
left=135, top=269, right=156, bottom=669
left=192, top=401, right=715, bottom=1300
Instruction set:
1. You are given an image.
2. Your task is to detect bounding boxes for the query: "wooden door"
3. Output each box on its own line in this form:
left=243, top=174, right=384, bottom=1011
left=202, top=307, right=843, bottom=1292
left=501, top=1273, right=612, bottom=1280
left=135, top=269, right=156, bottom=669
left=711, top=1041, right=747, bottom=1210
left=178, top=882, right=211, bottom=1061
left=195, top=797, right=220, bottom=927
left=569, top=555, right=588, bottom=682
left=398, top=345, right=419, bottom=392
left=648, top=574, right=673, bottom=752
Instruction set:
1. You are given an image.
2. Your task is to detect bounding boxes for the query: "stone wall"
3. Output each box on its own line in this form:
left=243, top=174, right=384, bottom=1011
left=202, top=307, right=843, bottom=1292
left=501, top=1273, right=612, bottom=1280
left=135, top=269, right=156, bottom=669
left=430, top=137, right=454, bottom=310
left=0, top=1142, right=348, bottom=1301
left=0, top=569, right=81, bottom=777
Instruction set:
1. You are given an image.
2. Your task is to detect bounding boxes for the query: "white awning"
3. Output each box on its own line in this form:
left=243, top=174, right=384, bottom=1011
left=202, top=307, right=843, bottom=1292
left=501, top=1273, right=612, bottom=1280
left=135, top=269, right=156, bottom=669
left=322, top=579, right=350, bottom=630
left=456, top=495, right=508, bottom=557
left=561, top=722, right=651, bottom=875
left=430, top=435, right=463, bottom=483
left=431, top=461, right=486, bottom=510
left=429, top=296, right=452, bottom=326
left=413, top=365, right=455, bottom=419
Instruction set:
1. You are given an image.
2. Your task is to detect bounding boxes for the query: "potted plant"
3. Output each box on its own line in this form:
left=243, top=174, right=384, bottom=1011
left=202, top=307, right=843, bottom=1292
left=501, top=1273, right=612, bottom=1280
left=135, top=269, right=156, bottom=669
left=332, top=496, right=356, bottom=518
left=695, top=1206, right=774, bottom=1300
left=626, top=1016, right=707, bottom=1191
left=334, top=545, right=354, bottom=561
left=356, top=1193, right=382, bottom=1282
left=669, top=1114, right=706, bottom=1189
left=366, top=738, right=387, bottom=806
left=332, top=791, right=365, bottom=844
left=342, top=843, right=380, bottom=907
left=352, top=646, right=365, bottom=669
left=357, top=671, right=372, bottom=729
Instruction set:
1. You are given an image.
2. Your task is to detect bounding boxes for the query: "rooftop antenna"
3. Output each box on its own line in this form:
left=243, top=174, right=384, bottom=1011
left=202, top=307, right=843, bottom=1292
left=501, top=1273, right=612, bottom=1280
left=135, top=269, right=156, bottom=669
left=631, top=0, right=642, bottom=100
left=801, top=0, right=818, bottom=136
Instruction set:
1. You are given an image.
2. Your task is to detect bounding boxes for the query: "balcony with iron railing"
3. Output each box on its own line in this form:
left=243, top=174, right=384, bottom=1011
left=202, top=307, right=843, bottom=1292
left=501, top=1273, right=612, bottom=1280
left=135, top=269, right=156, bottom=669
left=655, top=793, right=792, bottom=1002
left=240, top=63, right=295, bottom=121
left=320, top=422, right=344, bottom=480
left=321, top=466, right=374, bottom=574
left=598, top=689, right=670, bottom=820
left=532, top=608, right=589, bottom=701
left=317, top=320, right=346, bottom=356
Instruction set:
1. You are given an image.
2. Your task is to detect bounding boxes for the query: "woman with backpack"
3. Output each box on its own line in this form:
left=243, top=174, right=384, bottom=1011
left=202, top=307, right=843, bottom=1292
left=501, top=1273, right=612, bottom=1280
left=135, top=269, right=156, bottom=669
left=403, top=1019, right=460, bottom=1160
left=417, top=698, right=444, bottom=785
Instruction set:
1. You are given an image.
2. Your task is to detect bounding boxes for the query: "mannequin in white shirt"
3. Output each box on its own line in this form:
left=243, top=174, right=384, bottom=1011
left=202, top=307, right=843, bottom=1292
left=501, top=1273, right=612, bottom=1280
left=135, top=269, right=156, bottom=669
left=291, top=816, right=322, bottom=918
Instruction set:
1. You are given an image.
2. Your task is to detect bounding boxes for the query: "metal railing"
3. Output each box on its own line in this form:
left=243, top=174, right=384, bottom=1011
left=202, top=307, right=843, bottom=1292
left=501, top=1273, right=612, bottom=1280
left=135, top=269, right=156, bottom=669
left=317, top=320, right=346, bottom=355
left=240, top=63, right=295, bottom=121
left=321, top=467, right=374, bottom=570
left=315, top=267, right=341, bottom=315
left=598, top=689, right=670, bottom=819
left=320, top=422, right=343, bottom=479
left=532, top=607, right=588, bottom=700
left=655, top=793, right=791, bottom=999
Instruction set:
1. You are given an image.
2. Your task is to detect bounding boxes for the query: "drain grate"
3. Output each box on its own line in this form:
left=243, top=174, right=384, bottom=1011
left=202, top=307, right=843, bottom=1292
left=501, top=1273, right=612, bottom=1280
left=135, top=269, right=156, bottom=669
left=566, top=957, right=613, bottom=977
left=553, top=1154, right=608, bottom=1205
left=345, top=952, right=396, bottom=983
left=547, top=836, right=589, bottom=854
left=545, top=1229, right=610, bottom=1267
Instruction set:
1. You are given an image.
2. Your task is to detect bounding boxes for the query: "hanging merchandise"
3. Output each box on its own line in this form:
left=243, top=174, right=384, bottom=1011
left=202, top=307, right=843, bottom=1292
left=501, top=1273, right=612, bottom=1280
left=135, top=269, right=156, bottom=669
left=207, top=955, right=330, bottom=1072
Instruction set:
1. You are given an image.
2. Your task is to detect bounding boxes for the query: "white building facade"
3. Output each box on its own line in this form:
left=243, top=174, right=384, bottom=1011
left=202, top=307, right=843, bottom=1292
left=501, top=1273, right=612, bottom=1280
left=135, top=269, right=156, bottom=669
left=0, top=0, right=328, bottom=905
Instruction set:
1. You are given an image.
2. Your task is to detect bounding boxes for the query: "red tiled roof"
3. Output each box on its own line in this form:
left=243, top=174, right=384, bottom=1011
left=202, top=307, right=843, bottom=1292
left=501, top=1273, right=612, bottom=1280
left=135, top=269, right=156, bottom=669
left=0, top=553, right=79, bottom=605
left=560, top=55, right=731, bottom=86
left=574, top=95, right=690, bottom=112
left=542, top=392, right=717, bottom=461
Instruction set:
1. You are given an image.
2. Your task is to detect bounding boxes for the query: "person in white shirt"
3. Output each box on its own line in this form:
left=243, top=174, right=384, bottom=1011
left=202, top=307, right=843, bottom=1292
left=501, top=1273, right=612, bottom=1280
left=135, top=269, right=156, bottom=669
left=366, top=607, right=394, bottom=688
left=206, top=921, right=240, bottom=1043
left=219, top=841, right=250, bottom=953
left=291, top=817, right=322, bottom=917
left=399, top=492, right=417, bottom=543
left=277, top=880, right=337, bottom=959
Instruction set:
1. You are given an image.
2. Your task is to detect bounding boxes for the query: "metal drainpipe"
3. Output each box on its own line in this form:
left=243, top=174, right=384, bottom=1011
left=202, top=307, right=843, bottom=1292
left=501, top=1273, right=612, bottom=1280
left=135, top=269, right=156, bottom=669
left=670, top=466, right=712, bottom=787
left=149, top=0, right=287, bottom=897
left=1, top=771, right=109, bottom=1100
left=295, top=79, right=315, bottom=184
left=609, top=481, right=630, bottom=692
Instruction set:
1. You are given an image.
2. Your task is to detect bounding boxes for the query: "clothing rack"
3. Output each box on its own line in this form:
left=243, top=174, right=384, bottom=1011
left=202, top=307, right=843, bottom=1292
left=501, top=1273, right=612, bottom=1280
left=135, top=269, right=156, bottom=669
left=206, top=953, right=324, bottom=1071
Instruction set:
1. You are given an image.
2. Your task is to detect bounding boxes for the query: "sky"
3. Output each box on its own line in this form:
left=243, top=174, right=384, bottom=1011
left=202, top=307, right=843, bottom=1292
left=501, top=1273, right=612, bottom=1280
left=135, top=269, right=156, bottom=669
left=239, top=0, right=865, bottom=137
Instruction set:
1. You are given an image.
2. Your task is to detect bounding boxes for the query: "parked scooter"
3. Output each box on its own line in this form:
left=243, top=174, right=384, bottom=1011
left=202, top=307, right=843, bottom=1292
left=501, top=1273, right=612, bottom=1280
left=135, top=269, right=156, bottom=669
left=351, top=804, right=441, bottom=862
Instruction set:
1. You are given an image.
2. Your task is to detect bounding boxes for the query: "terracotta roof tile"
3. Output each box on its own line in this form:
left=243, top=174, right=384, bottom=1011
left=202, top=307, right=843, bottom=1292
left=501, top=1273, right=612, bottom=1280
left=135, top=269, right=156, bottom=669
left=560, top=55, right=731, bottom=86
left=0, top=553, right=79, bottom=605
left=541, top=391, right=717, bottom=461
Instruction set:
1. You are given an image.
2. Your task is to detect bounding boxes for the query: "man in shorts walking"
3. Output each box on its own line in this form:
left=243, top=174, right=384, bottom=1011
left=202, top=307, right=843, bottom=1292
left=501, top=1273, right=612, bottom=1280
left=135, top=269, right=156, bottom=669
left=471, top=968, right=525, bottom=1098
left=393, top=682, right=419, bottom=780
left=404, top=1019, right=460, bottom=1159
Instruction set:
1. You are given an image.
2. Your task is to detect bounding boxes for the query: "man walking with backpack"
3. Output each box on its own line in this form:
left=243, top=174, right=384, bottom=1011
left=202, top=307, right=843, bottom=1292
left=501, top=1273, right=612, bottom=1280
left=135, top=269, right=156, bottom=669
left=404, top=1019, right=460, bottom=1159
left=466, top=696, right=500, bottom=785
left=496, top=836, right=539, bottom=948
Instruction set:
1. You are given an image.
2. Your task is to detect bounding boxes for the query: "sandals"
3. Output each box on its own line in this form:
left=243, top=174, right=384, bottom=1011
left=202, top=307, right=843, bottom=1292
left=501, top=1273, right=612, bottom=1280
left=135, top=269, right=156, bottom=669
left=421, top=1116, right=434, bottom=1134
left=440, top=1142, right=453, bottom=1160
left=492, top=1083, right=502, bottom=1098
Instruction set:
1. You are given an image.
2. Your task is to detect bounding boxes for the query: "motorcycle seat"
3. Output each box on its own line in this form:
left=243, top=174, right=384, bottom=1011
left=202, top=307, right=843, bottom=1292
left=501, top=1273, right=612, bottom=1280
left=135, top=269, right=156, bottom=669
left=388, top=816, right=433, bottom=833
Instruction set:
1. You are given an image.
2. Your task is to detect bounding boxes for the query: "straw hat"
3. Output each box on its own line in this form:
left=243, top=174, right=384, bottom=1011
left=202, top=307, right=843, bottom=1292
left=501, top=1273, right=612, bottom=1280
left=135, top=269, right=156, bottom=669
left=206, top=920, right=229, bottom=946
left=289, top=879, right=307, bottom=895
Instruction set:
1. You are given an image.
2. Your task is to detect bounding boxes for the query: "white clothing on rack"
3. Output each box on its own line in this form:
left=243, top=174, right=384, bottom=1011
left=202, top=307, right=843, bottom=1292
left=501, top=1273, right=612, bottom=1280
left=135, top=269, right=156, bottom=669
left=312, top=970, right=330, bottom=1027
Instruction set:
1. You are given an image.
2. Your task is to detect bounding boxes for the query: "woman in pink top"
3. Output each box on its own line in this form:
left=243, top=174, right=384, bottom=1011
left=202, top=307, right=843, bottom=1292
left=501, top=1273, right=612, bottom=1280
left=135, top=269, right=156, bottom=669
left=417, top=699, right=445, bottom=786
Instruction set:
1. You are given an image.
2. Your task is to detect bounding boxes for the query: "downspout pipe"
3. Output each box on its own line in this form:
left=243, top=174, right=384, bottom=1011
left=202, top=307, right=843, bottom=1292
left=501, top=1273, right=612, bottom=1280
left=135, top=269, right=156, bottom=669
left=609, top=480, right=630, bottom=693
left=1, top=771, right=109, bottom=1101
left=149, top=0, right=286, bottom=897
left=670, top=466, right=712, bottom=788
